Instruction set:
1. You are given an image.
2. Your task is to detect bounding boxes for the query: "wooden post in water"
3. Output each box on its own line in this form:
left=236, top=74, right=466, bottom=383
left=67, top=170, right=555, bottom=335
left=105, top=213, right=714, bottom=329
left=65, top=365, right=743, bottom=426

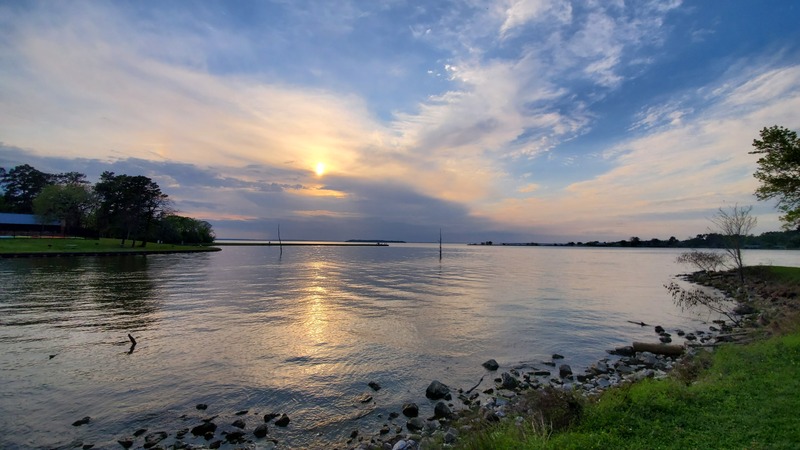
left=439, top=228, right=442, bottom=260
left=278, top=224, right=283, bottom=256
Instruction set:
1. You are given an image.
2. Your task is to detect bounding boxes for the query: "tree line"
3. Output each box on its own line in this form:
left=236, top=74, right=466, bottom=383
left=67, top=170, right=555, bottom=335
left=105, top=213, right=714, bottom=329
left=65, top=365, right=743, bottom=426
left=0, top=164, right=214, bottom=246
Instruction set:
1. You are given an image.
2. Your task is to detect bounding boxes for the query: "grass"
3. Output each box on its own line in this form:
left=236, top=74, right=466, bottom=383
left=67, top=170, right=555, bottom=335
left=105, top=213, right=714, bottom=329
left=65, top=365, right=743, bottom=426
left=457, top=332, right=800, bottom=450
left=455, top=265, right=800, bottom=450
left=0, top=237, right=218, bottom=254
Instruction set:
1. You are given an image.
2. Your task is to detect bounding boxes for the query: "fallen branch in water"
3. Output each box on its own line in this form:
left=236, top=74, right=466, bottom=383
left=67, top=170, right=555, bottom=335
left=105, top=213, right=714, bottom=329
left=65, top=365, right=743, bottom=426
left=127, top=334, right=137, bottom=354
left=627, top=320, right=649, bottom=327
left=465, top=375, right=485, bottom=394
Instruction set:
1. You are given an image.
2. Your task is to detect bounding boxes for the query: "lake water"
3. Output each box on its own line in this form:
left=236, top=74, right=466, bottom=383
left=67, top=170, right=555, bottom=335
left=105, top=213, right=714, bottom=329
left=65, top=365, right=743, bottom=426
left=1, top=244, right=797, bottom=449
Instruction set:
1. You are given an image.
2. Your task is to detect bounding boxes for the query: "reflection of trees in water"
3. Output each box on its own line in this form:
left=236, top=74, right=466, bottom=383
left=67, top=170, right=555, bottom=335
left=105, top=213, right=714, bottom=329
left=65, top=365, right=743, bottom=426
left=86, top=256, right=160, bottom=330
left=0, top=256, right=160, bottom=331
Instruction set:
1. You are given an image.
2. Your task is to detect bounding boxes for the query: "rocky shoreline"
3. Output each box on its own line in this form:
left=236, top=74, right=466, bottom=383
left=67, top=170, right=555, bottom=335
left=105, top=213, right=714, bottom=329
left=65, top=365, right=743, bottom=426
left=61, top=269, right=779, bottom=450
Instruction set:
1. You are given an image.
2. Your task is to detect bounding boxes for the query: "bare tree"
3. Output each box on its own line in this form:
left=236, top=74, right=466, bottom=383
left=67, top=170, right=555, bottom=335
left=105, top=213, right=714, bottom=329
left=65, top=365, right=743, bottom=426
left=675, top=250, right=727, bottom=273
left=709, top=205, right=757, bottom=283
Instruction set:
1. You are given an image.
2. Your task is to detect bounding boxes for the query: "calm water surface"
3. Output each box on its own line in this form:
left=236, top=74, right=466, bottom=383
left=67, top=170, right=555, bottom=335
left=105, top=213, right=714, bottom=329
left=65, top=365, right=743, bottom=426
left=1, top=244, right=797, bottom=448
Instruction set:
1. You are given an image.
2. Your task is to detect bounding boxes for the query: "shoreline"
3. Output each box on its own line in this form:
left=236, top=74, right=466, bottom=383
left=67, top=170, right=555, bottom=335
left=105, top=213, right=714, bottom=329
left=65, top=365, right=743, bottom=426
left=10, top=265, right=793, bottom=449
left=0, top=247, right=221, bottom=258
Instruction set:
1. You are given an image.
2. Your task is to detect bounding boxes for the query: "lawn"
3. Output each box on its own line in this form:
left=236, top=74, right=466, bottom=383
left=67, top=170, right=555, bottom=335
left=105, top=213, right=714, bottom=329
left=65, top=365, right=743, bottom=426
left=0, top=237, right=219, bottom=254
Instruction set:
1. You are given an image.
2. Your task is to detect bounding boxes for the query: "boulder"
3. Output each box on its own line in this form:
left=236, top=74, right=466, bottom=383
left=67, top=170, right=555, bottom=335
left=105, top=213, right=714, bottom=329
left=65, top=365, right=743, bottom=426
left=433, top=401, right=452, bottom=419
left=611, top=346, right=635, bottom=357
left=402, top=403, right=419, bottom=418
left=191, top=422, right=217, bottom=436
left=253, top=424, right=268, bottom=438
left=559, top=364, right=573, bottom=378
left=263, top=413, right=279, bottom=423
left=225, top=430, right=246, bottom=443
left=72, top=416, right=91, bottom=427
left=274, top=414, right=290, bottom=427
left=368, top=381, right=382, bottom=391
left=407, top=417, right=425, bottom=431
left=143, top=431, right=168, bottom=449
left=425, top=380, right=450, bottom=400
left=231, top=419, right=246, bottom=429
left=552, top=353, right=565, bottom=360
left=500, top=372, right=519, bottom=390
left=117, top=437, right=134, bottom=449
left=482, top=359, right=499, bottom=371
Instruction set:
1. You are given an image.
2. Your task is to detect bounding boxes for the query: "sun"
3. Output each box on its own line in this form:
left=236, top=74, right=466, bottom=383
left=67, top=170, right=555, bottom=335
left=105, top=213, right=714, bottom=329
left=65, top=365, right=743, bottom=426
left=315, top=162, right=326, bottom=176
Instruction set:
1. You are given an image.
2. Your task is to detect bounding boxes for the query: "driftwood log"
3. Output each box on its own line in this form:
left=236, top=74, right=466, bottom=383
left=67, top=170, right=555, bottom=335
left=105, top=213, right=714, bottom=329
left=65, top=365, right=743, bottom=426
left=632, top=341, right=685, bottom=356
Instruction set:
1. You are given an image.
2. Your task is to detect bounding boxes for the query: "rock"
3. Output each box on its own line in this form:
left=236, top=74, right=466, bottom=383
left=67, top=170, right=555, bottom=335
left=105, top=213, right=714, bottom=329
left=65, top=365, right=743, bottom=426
left=407, top=417, right=425, bottom=431
left=190, top=422, right=217, bottom=436
left=133, top=428, right=147, bottom=437
left=559, top=364, right=573, bottom=378
left=552, top=353, right=565, bottom=360
left=444, top=427, right=458, bottom=444
left=253, top=424, right=268, bottom=438
left=263, top=413, right=279, bottom=423
left=72, top=416, right=91, bottom=427
left=676, top=329, right=686, bottom=336
left=350, top=429, right=359, bottom=439
left=143, top=431, right=168, bottom=448
left=175, top=428, right=188, bottom=439
left=392, top=440, right=417, bottom=450
left=483, top=410, right=500, bottom=422
left=591, top=362, right=609, bottom=374
left=482, top=359, right=499, bottom=371
left=379, top=424, right=390, bottom=435
left=685, top=333, right=697, bottom=341
left=209, top=440, right=221, bottom=449
left=612, top=346, right=635, bottom=357
left=616, top=364, right=635, bottom=375
left=654, top=325, right=665, bottom=334
left=368, top=381, right=382, bottom=391
left=388, top=411, right=399, bottom=419
left=734, top=304, right=757, bottom=315
left=533, top=370, right=551, bottom=376
left=117, top=437, right=134, bottom=449
left=231, top=419, right=246, bottom=429
left=596, top=378, right=611, bottom=389
left=274, top=414, right=290, bottom=427
left=357, top=393, right=373, bottom=403
left=425, top=380, right=450, bottom=400
left=500, top=372, right=519, bottom=390
left=434, top=401, right=452, bottom=419
left=235, top=410, right=248, bottom=416
left=225, top=430, right=246, bottom=443
left=659, top=336, right=672, bottom=343
left=196, top=403, right=208, bottom=410
left=402, top=403, right=419, bottom=417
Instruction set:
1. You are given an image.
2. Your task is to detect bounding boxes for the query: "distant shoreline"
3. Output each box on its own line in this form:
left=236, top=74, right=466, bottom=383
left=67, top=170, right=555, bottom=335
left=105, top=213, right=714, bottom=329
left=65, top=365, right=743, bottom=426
left=213, top=241, right=389, bottom=247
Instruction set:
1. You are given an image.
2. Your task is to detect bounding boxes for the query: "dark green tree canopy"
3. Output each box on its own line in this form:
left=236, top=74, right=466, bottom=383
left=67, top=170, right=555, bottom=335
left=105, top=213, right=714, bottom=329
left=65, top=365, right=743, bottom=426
left=0, top=164, right=54, bottom=213
left=750, top=125, right=800, bottom=230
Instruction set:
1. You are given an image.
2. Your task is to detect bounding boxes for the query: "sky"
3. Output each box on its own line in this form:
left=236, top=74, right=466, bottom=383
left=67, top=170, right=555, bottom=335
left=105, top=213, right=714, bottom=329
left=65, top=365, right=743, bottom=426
left=1, top=0, right=799, bottom=243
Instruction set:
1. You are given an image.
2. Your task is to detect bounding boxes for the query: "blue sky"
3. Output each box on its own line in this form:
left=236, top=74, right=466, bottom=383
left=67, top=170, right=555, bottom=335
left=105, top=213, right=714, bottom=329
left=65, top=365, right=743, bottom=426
left=1, top=0, right=799, bottom=242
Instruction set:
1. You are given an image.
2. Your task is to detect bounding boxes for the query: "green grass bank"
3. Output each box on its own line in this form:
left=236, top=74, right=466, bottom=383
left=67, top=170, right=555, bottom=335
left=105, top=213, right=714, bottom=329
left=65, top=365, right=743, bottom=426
left=0, top=237, right=219, bottom=256
left=455, top=266, right=800, bottom=450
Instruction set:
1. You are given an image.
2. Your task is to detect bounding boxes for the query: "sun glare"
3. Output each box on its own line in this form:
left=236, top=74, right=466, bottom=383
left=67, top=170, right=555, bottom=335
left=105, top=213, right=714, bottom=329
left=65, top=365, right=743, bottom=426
left=315, top=162, right=326, bottom=176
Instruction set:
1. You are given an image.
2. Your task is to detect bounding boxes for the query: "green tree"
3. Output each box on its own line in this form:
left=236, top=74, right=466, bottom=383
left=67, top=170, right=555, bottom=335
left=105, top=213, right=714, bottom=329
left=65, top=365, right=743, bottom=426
left=750, top=125, right=800, bottom=230
left=32, top=184, right=94, bottom=235
left=0, top=164, right=54, bottom=213
left=156, top=215, right=215, bottom=244
left=95, top=172, right=169, bottom=247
